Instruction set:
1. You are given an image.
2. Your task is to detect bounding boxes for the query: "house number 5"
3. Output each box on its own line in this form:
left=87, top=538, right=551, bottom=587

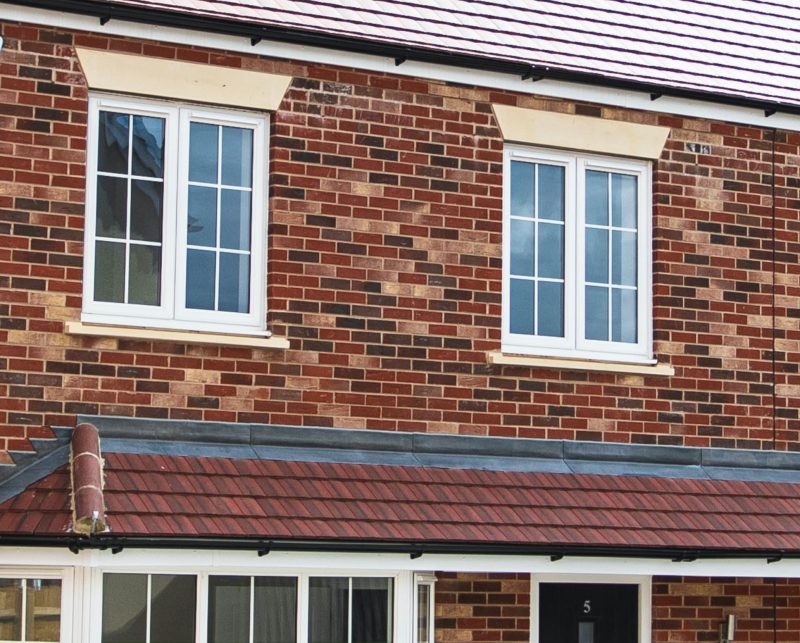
left=583, top=600, right=591, bottom=614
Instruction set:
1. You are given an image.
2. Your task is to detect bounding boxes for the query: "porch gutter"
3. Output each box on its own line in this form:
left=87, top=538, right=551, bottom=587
left=0, top=534, right=794, bottom=564
left=5, top=0, right=799, bottom=118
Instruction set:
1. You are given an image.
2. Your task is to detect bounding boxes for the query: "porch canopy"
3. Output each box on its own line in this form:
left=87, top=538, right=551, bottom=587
left=1, top=417, right=800, bottom=563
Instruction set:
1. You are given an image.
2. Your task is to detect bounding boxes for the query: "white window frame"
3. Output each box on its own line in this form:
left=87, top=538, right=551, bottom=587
left=0, top=567, right=74, bottom=643
left=502, top=146, right=653, bottom=364
left=412, top=573, right=435, bottom=643
left=82, top=94, right=268, bottom=336
left=530, top=574, right=651, bottom=643
left=89, top=568, right=404, bottom=643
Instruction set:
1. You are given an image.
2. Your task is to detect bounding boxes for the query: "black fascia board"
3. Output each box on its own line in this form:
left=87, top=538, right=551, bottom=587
left=0, top=533, right=795, bottom=562
left=7, top=0, right=799, bottom=119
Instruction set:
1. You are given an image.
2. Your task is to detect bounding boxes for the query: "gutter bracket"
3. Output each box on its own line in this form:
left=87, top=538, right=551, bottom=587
left=765, top=108, right=777, bottom=117
left=99, top=16, right=111, bottom=26
left=250, top=36, right=262, bottom=46
left=394, top=56, right=407, bottom=66
left=650, top=92, right=663, bottom=101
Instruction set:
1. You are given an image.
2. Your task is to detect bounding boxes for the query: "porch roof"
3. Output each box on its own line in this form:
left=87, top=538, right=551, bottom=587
left=1, top=418, right=800, bottom=556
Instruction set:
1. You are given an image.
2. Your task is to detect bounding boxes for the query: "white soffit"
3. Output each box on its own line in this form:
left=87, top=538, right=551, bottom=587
left=493, top=104, right=670, bottom=158
left=75, top=47, right=291, bottom=111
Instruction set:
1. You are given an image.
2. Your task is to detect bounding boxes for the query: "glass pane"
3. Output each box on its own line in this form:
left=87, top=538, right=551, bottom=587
left=150, top=575, right=196, bottom=643
left=26, top=579, right=61, bottom=642
left=579, top=621, right=595, bottom=643
left=585, top=285, right=609, bottom=341
left=510, top=219, right=534, bottom=277
left=352, top=578, right=392, bottom=643
left=0, top=579, right=22, bottom=641
left=612, top=288, right=637, bottom=343
left=130, top=179, right=163, bottom=242
left=612, top=230, right=637, bottom=286
left=509, top=279, right=534, bottom=335
left=219, top=253, right=250, bottom=313
left=96, top=175, right=128, bottom=239
left=128, top=244, right=161, bottom=306
left=189, top=122, right=219, bottom=184
left=585, top=228, right=608, bottom=284
left=538, top=222, right=563, bottom=279
left=220, top=189, right=252, bottom=251
left=309, top=577, right=349, bottom=643
left=186, top=249, right=216, bottom=310
left=222, top=126, right=253, bottom=188
left=187, top=186, right=218, bottom=248
left=537, top=164, right=564, bottom=221
left=612, top=173, right=638, bottom=228
left=208, top=576, right=250, bottom=643
left=131, top=115, right=165, bottom=178
left=510, top=161, right=534, bottom=218
left=94, top=241, right=126, bottom=303
left=254, top=577, right=298, bottom=643
left=102, top=573, right=147, bottom=643
left=585, top=170, right=608, bottom=225
left=98, top=111, right=129, bottom=174
left=416, top=585, right=430, bottom=643
left=538, top=281, right=564, bottom=338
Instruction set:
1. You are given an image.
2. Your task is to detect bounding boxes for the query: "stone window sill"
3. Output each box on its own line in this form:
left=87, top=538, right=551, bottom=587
left=487, top=351, right=674, bottom=376
left=65, top=321, right=290, bottom=350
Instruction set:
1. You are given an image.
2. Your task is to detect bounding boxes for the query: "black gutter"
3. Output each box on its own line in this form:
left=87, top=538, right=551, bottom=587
left=7, top=0, right=800, bottom=119
left=0, top=534, right=795, bottom=562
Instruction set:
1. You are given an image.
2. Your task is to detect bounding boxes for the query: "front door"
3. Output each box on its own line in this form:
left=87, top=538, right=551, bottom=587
left=539, top=583, right=638, bottom=643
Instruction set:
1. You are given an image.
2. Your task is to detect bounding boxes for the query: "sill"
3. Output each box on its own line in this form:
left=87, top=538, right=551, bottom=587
left=65, top=321, right=290, bottom=350
left=487, top=351, right=674, bottom=376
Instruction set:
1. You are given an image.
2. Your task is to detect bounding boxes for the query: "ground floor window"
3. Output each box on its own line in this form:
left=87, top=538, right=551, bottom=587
left=0, top=576, right=62, bottom=642
left=99, top=573, right=394, bottom=643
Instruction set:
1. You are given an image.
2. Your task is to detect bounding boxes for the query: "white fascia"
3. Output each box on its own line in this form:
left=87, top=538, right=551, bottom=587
left=3, top=4, right=800, bottom=132
left=3, top=547, right=800, bottom=579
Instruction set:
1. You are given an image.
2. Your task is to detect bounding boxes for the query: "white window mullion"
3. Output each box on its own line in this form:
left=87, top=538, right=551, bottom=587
left=145, top=575, right=152, bottom=643
left=347, top=578, right=353, bottom=643
left=249, top=576, right=255, bottom=643
left=20, top=579, right=28, bottom=641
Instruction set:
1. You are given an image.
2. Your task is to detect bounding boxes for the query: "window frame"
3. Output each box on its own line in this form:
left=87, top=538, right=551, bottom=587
left=91, top=569, right=400, bottom=643
left=0, top=568, right=73, bottom=643
left=82, top=94, right=268, bottom=336
left=502, top=145, right=653, bottom=364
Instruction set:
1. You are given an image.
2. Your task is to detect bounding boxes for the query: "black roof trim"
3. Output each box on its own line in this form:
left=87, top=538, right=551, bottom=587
left=7, top=0, right=800, bottom=118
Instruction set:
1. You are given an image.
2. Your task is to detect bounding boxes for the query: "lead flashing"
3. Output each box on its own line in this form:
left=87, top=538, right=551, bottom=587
left=75, top=415, right=800, bottom=484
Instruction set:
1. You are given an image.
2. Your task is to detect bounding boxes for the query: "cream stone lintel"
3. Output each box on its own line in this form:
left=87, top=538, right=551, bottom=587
left=75, top=47, right=292, bottom=111
left=492, top=104, right=670, bottom=159
left=65, top=321, right=289, bottom=350
left=487, top=351, right=674, bottom=376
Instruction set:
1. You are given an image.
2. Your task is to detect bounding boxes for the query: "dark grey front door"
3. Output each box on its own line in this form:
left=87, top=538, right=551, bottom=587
left=539, top=583, right=638, bottom=643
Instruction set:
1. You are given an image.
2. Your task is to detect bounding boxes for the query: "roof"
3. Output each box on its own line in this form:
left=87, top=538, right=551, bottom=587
left=47, top=0, right=800, bottom=110
left=2, top=418, right=800, bottom=555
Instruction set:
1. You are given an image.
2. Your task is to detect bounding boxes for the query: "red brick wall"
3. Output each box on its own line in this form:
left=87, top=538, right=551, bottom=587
left=653, top=577, right=800, bottom=643
left=1, top=19, right=799, bottom=452
left=435, top=572, right=529, bottom=643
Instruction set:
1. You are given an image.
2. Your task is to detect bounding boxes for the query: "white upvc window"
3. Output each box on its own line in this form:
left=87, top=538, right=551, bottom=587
left=0, top=570, right=71, bottom=643
left=502, top=146, right=652, bottom=363
left=412, top=574, right=435, bottom=643
left=97, top=572, right=395, bottom=643
left=83, top=95, right=268, bottom=335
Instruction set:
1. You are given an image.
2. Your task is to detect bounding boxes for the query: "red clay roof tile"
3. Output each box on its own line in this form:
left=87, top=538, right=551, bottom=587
left=3, top=452, right=800, bottom=553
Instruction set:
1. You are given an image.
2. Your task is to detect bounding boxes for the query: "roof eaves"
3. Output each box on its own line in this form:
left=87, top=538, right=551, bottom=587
left=7, top=0, right=798, bottom=117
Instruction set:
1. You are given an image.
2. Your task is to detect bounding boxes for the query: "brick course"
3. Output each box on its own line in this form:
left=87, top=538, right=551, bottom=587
left=1, top=20, right=798, bottom=451
left=436, top=572, right=529, bottom=643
